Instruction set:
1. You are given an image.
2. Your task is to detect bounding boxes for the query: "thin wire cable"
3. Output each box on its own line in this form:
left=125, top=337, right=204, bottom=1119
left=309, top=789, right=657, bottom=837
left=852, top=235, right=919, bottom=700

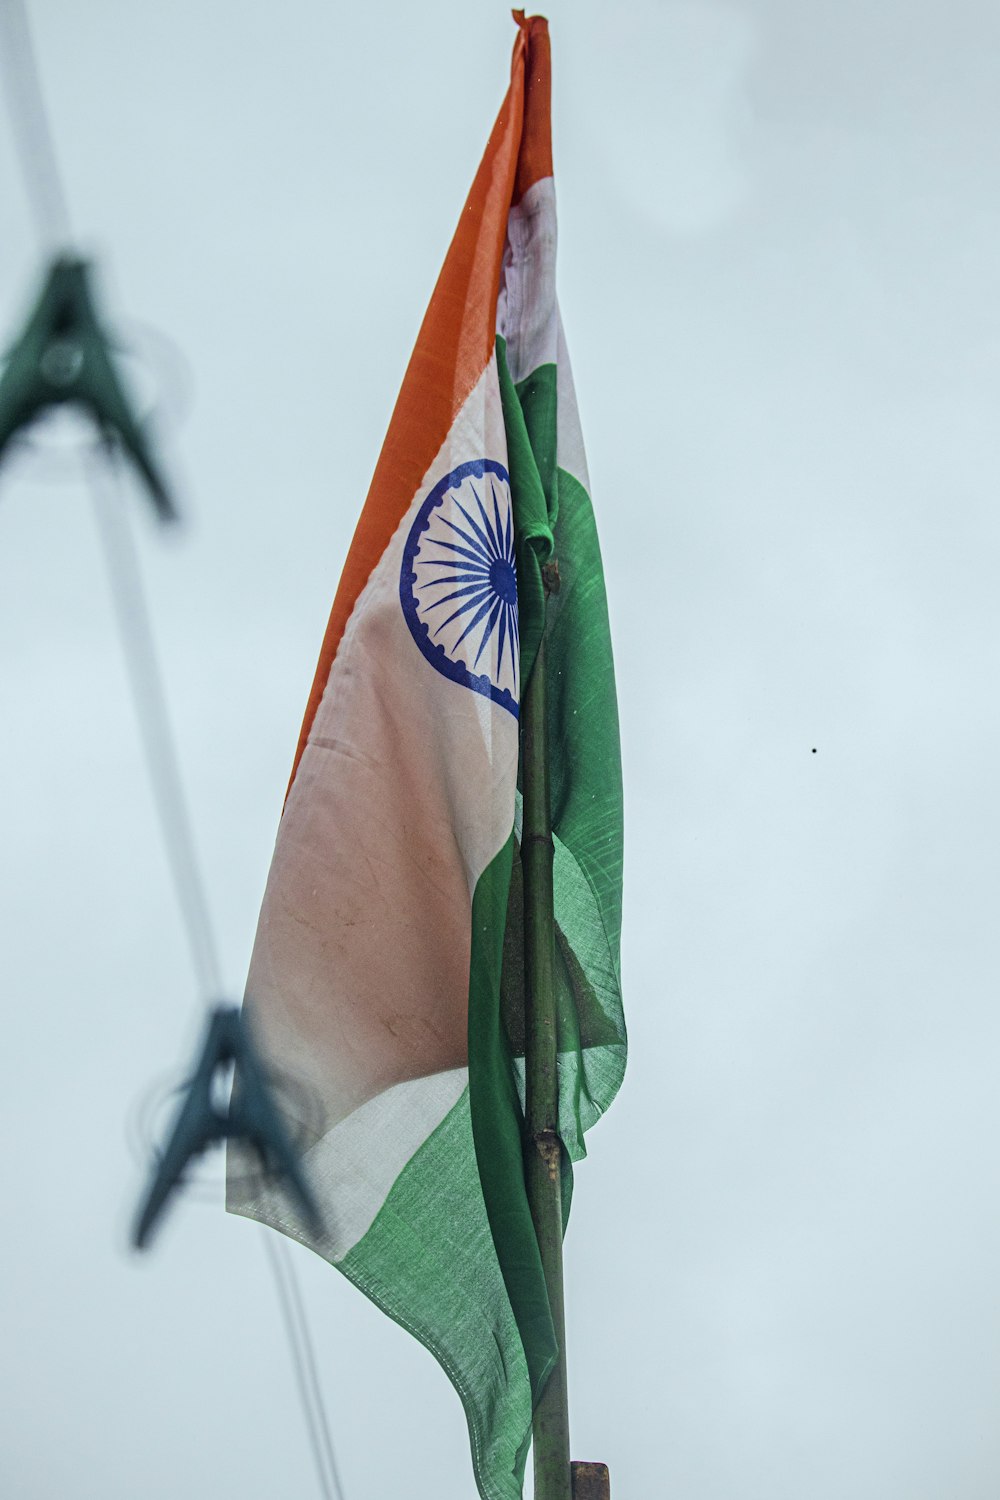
left=86, top=390, right=349, bottom=1500
left=275, top=1235, right=347, bottom=1500
left=86, top=265, right=350, bottom=1500
left=1, top=13, right=347, bottom=1496
left=263, top=1235, right=346, bottom=1500
left=0, top=0, right=71, bottom=247
left=87, top=452, right=223, bottom=999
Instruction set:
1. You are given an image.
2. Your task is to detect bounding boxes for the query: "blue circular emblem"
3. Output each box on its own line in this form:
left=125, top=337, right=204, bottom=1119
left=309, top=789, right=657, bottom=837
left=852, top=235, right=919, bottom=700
left=399, top=458, right=519, bottom=718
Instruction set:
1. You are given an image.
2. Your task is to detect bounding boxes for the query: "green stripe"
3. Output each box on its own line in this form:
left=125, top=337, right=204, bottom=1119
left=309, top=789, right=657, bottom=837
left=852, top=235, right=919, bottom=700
left=546, top=460, right=626, bottom=1153
left=501, top=344, right=626, bottom=1156
left=340, top=1087, right=532, bottom=1500
left=468, top=834, right=558, bottom=1410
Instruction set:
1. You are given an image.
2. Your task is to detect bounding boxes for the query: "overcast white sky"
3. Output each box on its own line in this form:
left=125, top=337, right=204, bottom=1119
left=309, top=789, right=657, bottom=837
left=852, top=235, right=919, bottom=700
left=2, top=2, right=999, bottom=1497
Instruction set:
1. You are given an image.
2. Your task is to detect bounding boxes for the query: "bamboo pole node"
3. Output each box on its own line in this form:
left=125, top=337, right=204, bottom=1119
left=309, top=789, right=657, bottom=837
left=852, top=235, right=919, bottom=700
left=532, top=1128, right=561, bottom=1183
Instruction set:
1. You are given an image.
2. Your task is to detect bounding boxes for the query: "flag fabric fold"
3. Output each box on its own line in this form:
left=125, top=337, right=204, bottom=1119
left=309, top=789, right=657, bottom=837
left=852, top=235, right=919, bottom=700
left=227, top=15, right=624, bottom=1499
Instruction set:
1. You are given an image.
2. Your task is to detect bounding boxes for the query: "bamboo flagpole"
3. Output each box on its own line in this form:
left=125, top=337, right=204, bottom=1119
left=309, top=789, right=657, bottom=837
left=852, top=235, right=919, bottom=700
left=521, top=566, right=573, bottom=1500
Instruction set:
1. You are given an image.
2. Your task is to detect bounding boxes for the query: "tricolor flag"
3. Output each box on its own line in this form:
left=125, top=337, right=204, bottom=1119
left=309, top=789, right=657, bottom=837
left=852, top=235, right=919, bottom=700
left=228, top=14, right=624, bottom=1498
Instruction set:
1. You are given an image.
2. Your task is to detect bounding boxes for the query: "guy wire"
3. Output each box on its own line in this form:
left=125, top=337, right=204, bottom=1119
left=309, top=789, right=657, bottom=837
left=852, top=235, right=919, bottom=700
left=0, top=0, right=71, bottom=247
left=89, top=455, right=347, bottom=1500
left=0, top=5, right=347, bottom=1495
left=264, top=1234, right=347, bottom=1500
left=87, top=454, right=223, bottom=1000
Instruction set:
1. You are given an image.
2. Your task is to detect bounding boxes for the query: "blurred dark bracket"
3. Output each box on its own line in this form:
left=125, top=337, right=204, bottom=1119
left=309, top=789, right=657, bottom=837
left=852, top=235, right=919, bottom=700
left=132, top=1005, right=323, bottom=1251
left=0, top=255, right=176, bottom=519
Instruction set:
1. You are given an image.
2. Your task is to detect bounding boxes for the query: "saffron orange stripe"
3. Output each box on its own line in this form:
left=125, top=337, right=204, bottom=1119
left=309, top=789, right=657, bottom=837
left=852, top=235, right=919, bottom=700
left=288, top=16, right=551, bottom=795
left=512, top=13, right=552, bottom=205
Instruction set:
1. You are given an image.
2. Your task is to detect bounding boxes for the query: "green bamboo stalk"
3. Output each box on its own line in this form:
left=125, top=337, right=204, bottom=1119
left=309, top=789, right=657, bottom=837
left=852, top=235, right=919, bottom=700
left=521, top=578, right=572, bottom=1500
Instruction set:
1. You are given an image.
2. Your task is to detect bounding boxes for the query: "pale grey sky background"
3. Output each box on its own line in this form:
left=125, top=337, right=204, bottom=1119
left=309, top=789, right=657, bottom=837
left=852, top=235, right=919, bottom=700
left=1, top=2, right=999, bottom=1497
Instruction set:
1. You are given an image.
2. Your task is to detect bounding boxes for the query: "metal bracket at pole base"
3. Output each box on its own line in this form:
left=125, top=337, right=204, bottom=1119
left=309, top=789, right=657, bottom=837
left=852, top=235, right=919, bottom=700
left=571, top=1461, right=610, bottom=1500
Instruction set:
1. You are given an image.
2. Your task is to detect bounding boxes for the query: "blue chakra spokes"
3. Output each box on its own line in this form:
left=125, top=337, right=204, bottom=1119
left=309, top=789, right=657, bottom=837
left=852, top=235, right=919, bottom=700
left=399, top=458, right=519, bottom=718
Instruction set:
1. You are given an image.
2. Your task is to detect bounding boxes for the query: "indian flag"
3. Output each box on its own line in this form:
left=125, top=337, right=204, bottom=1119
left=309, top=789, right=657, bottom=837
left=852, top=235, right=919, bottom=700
left=227, top=14, right=624, bottom=1498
